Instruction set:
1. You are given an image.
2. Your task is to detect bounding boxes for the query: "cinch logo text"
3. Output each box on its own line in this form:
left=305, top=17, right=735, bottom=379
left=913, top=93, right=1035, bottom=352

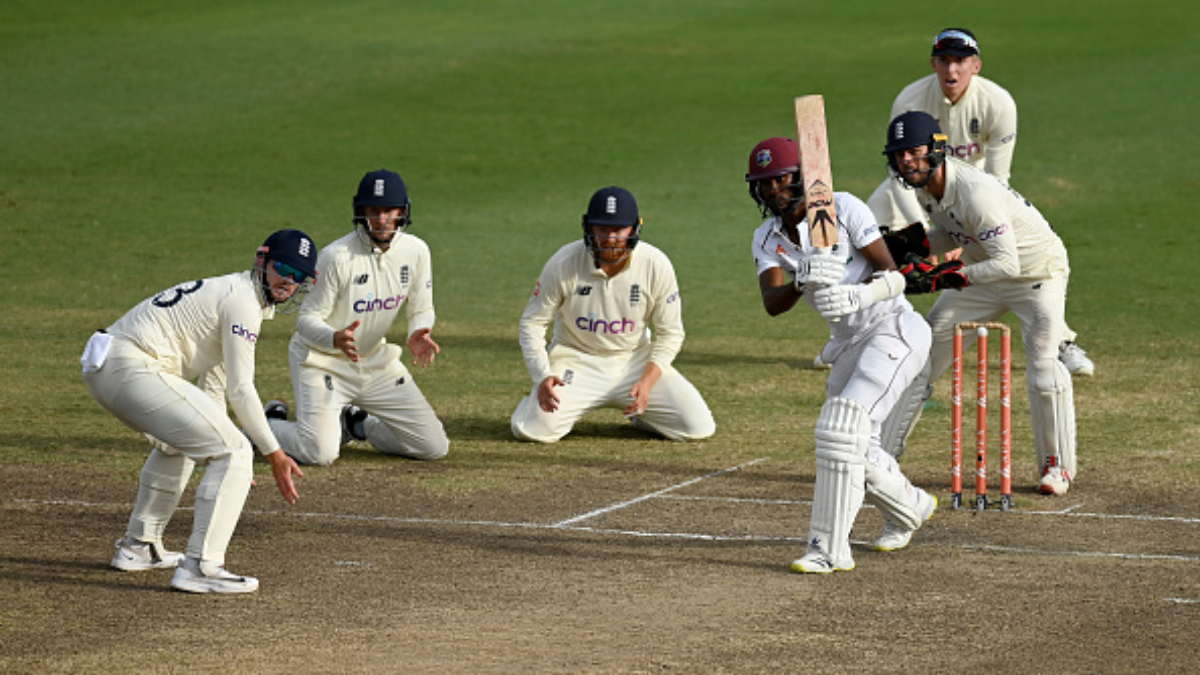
left=575, top=314, right=636, bottom=334
left=232, top=324, right=258, bottom=343
left=354, top=293, right=406, bottom=313
left=948, top=142, right=982, bottom=159
left=949, top=221, right=1009, bottom=247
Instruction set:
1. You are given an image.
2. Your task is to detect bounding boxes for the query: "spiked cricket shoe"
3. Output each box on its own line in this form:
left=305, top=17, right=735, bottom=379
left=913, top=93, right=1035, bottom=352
left=790, top=551, right=855, bottom=574
left=171, top=558, right=259, bottom=594
left=110, top=537, right=184, bottom=571
left=1038, top=464, right=1071, bottom=496
left=872, top=490, right=938, bottom=552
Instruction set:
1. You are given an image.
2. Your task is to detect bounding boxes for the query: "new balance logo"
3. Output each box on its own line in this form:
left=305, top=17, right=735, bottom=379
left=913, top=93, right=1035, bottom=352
left=355, top=274, right=370, bottom=285
left=576, top=286, right=592, bottom=296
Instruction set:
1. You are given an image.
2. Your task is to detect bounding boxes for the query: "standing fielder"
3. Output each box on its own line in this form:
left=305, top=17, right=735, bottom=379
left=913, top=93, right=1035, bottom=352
left=881, top=111, right=1077, bottom=495
left=867, top=27, right=1093, bottom=386
left=267, top=168, right=449, bottom=465
left=82, top=229, right=315, bottom=594
left=510, top=186, right=715, bottom=443
left=745, top=138, right=936, bottom=573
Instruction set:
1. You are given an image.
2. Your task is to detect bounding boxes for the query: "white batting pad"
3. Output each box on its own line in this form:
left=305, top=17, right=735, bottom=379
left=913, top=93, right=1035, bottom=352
left=1030, top=358, right=1078, bottom=478
left=807, top=397, right=869, bottom=565
left=864, top=452, right=922, bottom=531
left=879, top=359, right=932, bottom=459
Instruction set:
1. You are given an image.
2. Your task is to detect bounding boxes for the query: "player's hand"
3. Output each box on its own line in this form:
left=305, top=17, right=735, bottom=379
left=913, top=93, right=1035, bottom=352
left=899, top=255, right=968, bottom=294
left=883, top=224, right=931, bottom=263
left=623, top=363, right=661, bottom=417
left=266, top=449, right=304, bottom=505
left=794, top=252, right=845, bottom=290
left=334, top=320, right=361, bottom=362
left=537, top=376, right=565, bottom=413
left=812, top=284, right=864, bottom=319
left=407, top=328, right=440, bottom=367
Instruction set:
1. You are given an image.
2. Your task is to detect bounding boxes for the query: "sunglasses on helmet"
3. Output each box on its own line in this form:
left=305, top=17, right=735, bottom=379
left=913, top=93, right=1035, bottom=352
left=272, top=261, right=313, bottom=284
left=933, top=29, right=978, bottom=53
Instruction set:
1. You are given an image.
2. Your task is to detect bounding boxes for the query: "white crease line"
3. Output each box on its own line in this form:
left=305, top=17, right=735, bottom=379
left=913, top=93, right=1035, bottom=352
left=8, top=497, right=1200, bottom=563
left=1020, top=509, right=1200, bottom=524
left=1163, top=598, right=1200, bottom=604
left=552, top=458, right=769, bottom=527
left=12, top=493, right=1200, bottom=525
left=956, top=543, right=1200, bottom=563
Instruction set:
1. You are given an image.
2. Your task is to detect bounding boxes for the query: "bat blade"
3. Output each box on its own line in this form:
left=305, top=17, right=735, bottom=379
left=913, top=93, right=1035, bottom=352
left=794, top=95, right=838, bottom=253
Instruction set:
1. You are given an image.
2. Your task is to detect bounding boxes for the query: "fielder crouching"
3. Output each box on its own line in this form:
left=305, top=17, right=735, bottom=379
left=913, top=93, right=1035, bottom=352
left=82, top=229, right=316, bottom=594
left=879, top=111, right=1077, bottom=496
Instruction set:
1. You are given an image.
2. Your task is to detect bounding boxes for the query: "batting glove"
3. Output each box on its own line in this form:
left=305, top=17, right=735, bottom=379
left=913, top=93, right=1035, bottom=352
left=794, top=252, right=846, bottom=291
left=812, top=284, right=863, bottom=319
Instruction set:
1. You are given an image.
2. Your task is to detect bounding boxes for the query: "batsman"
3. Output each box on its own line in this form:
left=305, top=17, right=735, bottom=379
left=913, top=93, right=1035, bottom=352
left=745, top=126, right=936, bottom=574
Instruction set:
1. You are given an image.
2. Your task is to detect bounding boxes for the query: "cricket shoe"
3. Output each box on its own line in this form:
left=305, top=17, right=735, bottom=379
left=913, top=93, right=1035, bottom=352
left=264, top=399, right=289, bottom=420
left=171, top=558, right=259, bottom=594
left=790, top=551, right=855, bottom=574
left=812, top=354, right=832, bottom=370
left=1058, top=341, right=1094, bottom=377
left=1038, top=463, right=1071, bottom=496
left=341, top=405, right=369, bottom=442
left=111, top=537, right=185, bottom=571
left=872, top=490, right=938, bottom=552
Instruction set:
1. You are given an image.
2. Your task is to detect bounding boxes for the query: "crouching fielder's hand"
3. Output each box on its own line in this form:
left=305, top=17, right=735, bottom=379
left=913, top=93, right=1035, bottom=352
left=812, top=270, right=906, bottom=320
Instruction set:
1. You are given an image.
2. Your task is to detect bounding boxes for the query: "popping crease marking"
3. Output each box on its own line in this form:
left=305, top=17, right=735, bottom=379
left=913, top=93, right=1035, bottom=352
left=551, top=458, right=770, bottom=527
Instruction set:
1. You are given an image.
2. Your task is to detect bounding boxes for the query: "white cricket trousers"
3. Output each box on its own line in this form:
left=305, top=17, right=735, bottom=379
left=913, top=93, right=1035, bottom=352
left=270, top=339, right=449, bottom=465
left=510, top=343, right=715, bottom=443
left=822, top=309, right=933, bottom=458
left=83, top=337, right=253, bottom=569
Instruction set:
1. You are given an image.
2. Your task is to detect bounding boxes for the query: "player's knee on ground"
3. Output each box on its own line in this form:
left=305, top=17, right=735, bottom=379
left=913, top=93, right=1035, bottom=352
left=510, top=414, right=567, bottom=443
left=289, top=424, right=342, bottom=466
left=639, top=412, right=716, bottom=442
left=366, top=418, right=450, bottom=460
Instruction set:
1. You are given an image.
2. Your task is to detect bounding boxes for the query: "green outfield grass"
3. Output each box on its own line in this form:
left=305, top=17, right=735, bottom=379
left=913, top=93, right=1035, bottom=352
left=3, top=0, right=1197, bottom=477
left=2, top=0, right=1197, bottom=479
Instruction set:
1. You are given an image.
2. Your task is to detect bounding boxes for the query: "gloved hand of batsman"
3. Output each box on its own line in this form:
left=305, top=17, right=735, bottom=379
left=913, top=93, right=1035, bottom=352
left=899, top=253, right=969, bottom=294
left=812, top=269, right=906, bottom=320
left=792, top=252, right=845, bottom=293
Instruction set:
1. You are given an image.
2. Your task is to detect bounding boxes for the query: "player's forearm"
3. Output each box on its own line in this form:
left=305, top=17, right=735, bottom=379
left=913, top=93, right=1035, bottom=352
left=228, top=384, right=282, bottom=455
left=648, top=324, right=684, bottom=368
left=963, top=241, right=1020, bottom=285
left=406, top=306, right=435, bottom=338
left=296, top=313, right=338, bottom=350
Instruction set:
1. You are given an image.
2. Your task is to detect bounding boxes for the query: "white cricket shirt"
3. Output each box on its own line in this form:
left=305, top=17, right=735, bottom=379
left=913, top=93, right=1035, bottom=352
left=519, top=240, right=684, bottom=385
left=751, top=192, right=915, bottom=338
left=296, top=230, right=435, bottom=361
left=892, top=73, right=1018, bottom=183
left=106, top=271, right=281, bottom=454
left=917, top=159, right=1069, bottom=284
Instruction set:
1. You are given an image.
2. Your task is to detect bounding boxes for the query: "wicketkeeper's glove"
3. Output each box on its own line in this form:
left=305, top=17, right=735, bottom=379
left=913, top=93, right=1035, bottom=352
left=883, top=224, right=931, bottom=264
left=899, top=253, right=969, bottom=294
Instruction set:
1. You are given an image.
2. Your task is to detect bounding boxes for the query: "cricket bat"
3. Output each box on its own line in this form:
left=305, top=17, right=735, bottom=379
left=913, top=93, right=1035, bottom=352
left=794, top=95, right=838, bottom=256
